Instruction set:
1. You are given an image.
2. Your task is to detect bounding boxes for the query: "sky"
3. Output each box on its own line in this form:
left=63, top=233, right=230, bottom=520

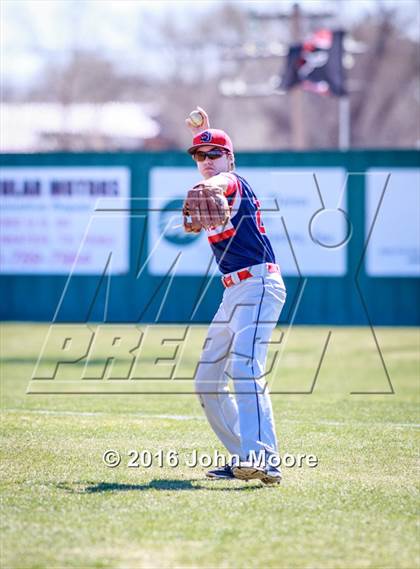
left=1, top=0, right=419, bottom=89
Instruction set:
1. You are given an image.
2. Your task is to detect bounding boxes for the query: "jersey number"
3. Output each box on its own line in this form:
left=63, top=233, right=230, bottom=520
left=253, top=198, right=266, bottom=234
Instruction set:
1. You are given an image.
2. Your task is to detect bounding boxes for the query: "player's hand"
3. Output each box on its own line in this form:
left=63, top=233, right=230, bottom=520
left=185, top=106, right=210, bottom=135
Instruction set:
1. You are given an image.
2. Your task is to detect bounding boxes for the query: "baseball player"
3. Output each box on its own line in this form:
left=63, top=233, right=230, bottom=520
left=183, top=107, right=287, bottom=485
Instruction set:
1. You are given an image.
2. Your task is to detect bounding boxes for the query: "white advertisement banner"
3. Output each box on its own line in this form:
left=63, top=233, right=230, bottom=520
left=0, top=167, right=130, bottom=274
left=148, top=167, right=347, bottom=276
left=366, top=168, right=420, bottom=277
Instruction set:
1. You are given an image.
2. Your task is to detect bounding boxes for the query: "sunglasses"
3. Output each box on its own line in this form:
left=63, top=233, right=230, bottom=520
left=193, top=149, right=227, bottom=162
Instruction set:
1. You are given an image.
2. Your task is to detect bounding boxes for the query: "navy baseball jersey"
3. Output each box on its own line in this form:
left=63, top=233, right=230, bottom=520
left=206, top=172, right=276, bottom=274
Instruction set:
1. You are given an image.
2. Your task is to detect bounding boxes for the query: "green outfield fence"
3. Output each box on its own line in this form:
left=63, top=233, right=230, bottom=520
left=0, top=150, right=419, bottom=325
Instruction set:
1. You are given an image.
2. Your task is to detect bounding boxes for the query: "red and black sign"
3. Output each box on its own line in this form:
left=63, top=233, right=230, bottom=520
left=280, top=29, right=347, bottom=96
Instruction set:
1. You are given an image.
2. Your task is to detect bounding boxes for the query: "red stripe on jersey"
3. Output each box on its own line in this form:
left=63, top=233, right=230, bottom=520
left=223, top=173, right=240, bottom=197
left=208, top=227, right=236, bottom=243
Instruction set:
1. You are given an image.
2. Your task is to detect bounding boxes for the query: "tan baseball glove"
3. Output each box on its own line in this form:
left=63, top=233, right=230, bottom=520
left=183, top=185, right=230, bottom=233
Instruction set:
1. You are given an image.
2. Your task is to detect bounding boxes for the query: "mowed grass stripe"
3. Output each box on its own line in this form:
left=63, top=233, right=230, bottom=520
left=3, top=408, right=420, bottom=429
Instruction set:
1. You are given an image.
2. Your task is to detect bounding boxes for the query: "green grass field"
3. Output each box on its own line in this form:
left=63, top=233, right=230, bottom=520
left=1, top=323, right=419, bottom=569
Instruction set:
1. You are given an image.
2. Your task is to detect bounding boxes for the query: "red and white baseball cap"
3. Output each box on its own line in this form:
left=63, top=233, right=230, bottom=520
left=188, top=129, right=233, bottom=155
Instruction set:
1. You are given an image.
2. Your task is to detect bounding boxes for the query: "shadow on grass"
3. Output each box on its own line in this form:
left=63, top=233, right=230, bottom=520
left=55, top=479, right=265, bottom=493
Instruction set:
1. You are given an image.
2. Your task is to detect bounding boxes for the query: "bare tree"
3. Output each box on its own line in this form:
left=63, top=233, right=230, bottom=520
left=350, top=9, right=419, bottom=147
left=3, top=1, right=419, bottom=150
left=29, top=50, right=129, bottom=104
